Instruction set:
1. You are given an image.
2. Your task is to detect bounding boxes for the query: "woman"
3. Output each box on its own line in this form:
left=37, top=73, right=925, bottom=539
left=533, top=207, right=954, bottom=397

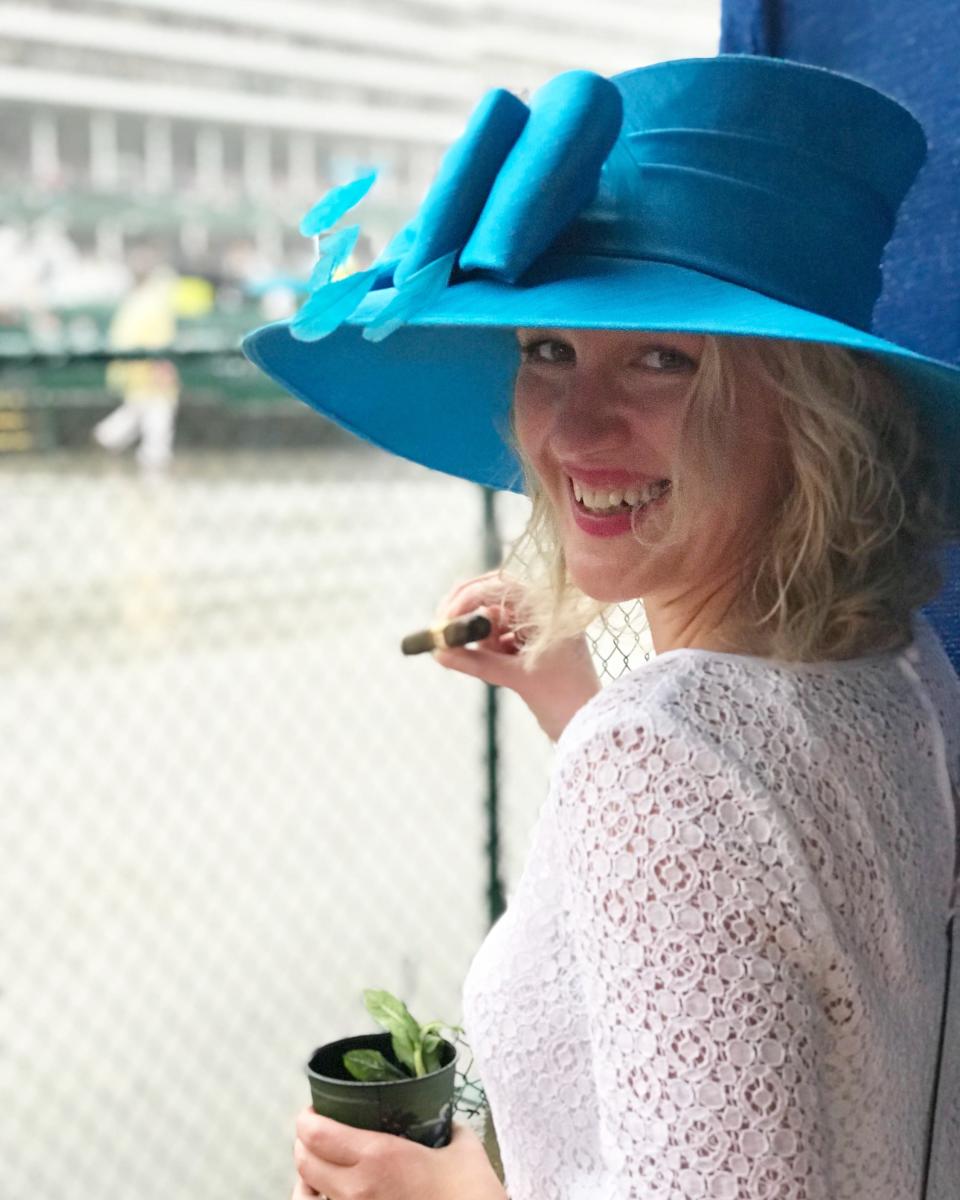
left=245, top=55, right=960, bottom=1200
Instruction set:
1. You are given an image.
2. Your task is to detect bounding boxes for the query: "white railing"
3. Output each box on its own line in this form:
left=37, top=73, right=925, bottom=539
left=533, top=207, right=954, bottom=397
left=0, top=3, right=475, bottom=103
left=0, top=65, right=462, bottom=143
left=69, top=0, right=477, bottom=62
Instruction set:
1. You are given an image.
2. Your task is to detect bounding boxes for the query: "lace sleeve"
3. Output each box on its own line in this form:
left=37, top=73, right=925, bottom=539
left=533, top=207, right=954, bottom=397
left=555, top=709, right=832, bottom=1200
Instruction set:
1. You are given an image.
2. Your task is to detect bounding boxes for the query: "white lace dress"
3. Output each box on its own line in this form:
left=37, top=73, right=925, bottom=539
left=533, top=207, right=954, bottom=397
left=462, top=613, right=960, bottom=1200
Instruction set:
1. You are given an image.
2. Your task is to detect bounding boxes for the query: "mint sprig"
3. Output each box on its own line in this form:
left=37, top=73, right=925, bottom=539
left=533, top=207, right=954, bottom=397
left=342, top=988, right=464, bottom=1083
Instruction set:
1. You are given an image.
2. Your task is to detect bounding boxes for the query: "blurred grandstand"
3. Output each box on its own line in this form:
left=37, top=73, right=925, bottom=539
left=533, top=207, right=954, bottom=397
left=0, top=0, right=718, bottom=454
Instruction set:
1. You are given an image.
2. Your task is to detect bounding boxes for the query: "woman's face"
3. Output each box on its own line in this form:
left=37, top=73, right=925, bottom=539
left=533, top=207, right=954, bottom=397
left=512, top=327, right=786, bottom=616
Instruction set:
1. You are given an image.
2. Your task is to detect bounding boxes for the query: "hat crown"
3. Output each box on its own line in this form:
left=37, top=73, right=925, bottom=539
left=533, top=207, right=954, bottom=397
left=618, top=56, right=925, bottom=208
left=550, top=55, right=927, bottom=330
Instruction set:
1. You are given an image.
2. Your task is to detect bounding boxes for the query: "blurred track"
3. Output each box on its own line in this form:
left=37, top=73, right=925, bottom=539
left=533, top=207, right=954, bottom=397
left=1, top=447, right=554, bottom=1200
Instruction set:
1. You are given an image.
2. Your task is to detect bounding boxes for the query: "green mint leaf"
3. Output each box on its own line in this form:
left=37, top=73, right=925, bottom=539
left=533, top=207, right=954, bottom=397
left=422, top=1031, right=442, bottom=1074
left=363, top=989, right=421, bottom=1074
left=342, top=1049, right=408, bottom=1082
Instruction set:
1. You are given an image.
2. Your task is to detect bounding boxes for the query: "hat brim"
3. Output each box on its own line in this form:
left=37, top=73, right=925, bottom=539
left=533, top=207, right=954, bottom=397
left=243, top=254, right=960, bottom=515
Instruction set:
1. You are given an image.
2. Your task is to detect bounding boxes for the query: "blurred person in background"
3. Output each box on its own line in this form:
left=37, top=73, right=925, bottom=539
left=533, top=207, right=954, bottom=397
left=93, top=242, right=180, bottom=472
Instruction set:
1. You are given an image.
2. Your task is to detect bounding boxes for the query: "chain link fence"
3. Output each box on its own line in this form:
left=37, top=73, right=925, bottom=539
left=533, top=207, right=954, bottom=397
left=3, top=363, right=651, bottom=1200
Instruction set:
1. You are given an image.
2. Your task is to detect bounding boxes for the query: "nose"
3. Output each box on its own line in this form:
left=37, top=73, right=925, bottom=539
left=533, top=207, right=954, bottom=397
left=549, top=370, right=630, bottom=455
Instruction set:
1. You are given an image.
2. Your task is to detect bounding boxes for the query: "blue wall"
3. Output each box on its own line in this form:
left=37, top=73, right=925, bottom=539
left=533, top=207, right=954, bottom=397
left=720, top=0, right=960, bottom=668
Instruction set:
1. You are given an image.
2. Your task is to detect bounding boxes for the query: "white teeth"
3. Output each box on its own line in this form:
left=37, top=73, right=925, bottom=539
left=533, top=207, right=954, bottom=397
left=571, top=477, right=671, bottom=513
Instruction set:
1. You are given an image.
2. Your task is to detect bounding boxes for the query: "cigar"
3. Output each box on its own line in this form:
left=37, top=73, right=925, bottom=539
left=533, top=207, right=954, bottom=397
left=401, top=612, right=493, bottom=656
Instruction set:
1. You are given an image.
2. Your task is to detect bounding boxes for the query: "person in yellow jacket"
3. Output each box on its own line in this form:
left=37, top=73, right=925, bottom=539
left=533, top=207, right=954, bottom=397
left=93, top=247, right=180, bottom=471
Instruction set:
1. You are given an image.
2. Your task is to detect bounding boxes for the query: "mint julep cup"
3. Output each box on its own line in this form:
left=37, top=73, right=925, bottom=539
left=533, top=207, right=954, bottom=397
left=305, top=1032, right=457, bottom=1147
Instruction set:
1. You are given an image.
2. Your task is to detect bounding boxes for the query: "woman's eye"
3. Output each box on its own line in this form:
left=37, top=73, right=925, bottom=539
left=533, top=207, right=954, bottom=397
left=637, top=348, right=695, bottom=372
left=519, top=339, right=574, bottom=364
left=518, top=340, right=695, bottom=371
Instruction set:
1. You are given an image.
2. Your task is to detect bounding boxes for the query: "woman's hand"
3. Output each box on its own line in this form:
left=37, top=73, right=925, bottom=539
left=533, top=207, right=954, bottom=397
left=292, top=1110, right=507, bottom=1200
left=431, top=569, right=601, bottom=742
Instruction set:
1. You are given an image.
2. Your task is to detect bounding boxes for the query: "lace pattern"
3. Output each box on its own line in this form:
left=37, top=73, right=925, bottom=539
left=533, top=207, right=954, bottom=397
left=462, top=615, right=960, bottom=1200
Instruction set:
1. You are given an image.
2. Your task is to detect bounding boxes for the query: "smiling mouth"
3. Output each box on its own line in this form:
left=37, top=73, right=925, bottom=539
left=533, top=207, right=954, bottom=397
left=569, top=476, right=672, bottom=515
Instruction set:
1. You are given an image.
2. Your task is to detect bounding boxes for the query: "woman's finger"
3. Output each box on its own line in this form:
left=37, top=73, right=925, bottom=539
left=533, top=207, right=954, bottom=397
left=291, top=1177, right=321, bottom=1199
left=432, top=643, right=527, bottom=687
left=435, top=589, right=508, bottom=627
left=295, top=1111, right=361, bottom=1167
left=294, top=1137, right=352, bottom=1199
left=434, top=571, right=521, bottom=623
left=425, top=605, right=509, bottom=653
left=433, top=574, right=493, bottom=615
left=470, top=603, right=517, bottom=642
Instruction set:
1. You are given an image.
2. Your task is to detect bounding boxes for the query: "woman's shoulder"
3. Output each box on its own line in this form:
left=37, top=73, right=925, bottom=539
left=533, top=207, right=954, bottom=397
left=556, top=614, right=954, bottom=766
left=549, top=653, right=779, bottom=834
left=907, top=610, right=960, bottom=707
left=554, top=648, right=740, bottom=764
left=561, top=639, right=794, bottom=738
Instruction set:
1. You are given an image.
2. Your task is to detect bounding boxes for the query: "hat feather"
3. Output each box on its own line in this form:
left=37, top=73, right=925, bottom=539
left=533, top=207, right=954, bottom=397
left=289, top=267, right=379, bottom=342
left=299, top=170, right=377, bottom=238
left=308, top=225, right=361, bottom=290
left=378, top=219, right=419, bottom=267
left=361, top=250, right=458, bottom=343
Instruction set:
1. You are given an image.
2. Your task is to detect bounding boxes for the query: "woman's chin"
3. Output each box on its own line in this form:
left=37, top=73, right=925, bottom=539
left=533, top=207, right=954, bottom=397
left=567, top=562, right=649, bottom=604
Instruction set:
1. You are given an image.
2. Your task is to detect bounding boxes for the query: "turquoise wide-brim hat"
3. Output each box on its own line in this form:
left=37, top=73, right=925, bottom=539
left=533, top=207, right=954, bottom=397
left=243, top=54, right=960, bottom=521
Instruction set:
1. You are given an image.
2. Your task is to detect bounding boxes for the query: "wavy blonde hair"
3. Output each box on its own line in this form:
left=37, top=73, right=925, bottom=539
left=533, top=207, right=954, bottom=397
left=499, top=334, right=955, bottom=670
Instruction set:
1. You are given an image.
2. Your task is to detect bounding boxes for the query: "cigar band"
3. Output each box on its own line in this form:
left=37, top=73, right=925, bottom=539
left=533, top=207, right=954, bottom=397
left=430, top=623, right=448, bottom=649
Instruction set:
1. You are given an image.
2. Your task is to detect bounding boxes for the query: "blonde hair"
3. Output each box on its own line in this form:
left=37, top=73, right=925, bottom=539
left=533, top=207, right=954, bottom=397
left=499, top=334, right=955, bottom=670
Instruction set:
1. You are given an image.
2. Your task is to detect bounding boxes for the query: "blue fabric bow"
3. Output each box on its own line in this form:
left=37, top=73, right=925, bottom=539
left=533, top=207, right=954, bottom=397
left=290, top=71, right=624, bottom=345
